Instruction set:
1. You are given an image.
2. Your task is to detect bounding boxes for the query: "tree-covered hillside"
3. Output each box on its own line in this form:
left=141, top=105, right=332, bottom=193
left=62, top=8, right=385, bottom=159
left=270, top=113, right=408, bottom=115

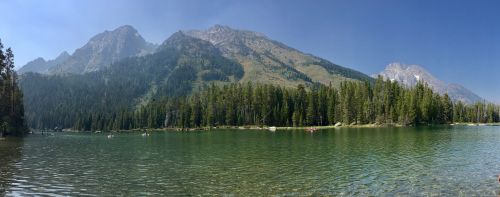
left=19, top=26, right=379, bottom=130
left=72, top=77, right=499, bottom=131
left=185, top=25, right=373, bottom=87
left=22, top=32, right=499, bottom=130
left=20, top=33, right=243, bottom=129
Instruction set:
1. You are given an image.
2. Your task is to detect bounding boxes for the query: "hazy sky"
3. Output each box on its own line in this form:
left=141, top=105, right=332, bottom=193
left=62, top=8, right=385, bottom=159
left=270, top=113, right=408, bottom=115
left=1, top=0, right=499, bottom=102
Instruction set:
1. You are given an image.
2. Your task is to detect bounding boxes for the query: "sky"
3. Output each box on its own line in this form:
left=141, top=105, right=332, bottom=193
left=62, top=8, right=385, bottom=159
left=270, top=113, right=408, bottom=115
left=1, top=0, right=500, bottom=102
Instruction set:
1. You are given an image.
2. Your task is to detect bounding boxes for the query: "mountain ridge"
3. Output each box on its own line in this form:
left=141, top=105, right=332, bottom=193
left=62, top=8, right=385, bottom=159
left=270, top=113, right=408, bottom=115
left=19, top=24, right=376, bottom=129
left=374, top=62, right=484, bottom=104
left=19, top=25, right=157, bottom=75
left=20, top=24, right=372, bottom=87
left=18, top=51, right=70, bottom=74
left=184, top=25, right=373, bottom=87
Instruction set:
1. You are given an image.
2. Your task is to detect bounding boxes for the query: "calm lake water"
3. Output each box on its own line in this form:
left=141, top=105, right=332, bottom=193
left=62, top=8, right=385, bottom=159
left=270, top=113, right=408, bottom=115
left=1, top=126, right=500, bottom=196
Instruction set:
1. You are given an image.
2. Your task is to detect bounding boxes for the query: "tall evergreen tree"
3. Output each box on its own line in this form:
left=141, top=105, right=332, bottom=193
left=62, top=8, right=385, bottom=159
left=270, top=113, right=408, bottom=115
left=0, top=39, right=28, bottom=136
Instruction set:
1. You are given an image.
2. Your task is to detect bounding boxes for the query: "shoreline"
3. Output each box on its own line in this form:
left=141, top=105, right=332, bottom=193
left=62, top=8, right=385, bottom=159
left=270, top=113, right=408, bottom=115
left=130, top=123, right=402, bottom=132
left=140, top=122, right=500, bottom=132
left=36, top=122, right=500, bottom=133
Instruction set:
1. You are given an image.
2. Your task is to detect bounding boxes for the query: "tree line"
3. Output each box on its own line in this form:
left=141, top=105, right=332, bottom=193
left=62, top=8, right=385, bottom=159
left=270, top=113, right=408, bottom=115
left=19, top=35, right=244, bottom=130
left=0, top=39, right=28, bottom=136
left=74, top=77, right=500, bottom=131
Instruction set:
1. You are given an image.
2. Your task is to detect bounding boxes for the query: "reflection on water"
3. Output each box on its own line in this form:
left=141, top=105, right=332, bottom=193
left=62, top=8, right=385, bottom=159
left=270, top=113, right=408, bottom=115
left=0, top=137, right=23, bottom=196
left=1, top=126, right=500, bottom=196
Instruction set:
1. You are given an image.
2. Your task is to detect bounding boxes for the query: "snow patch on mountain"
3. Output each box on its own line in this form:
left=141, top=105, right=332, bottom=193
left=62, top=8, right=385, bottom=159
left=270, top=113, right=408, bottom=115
left=374, top=62, right=484, bottom=104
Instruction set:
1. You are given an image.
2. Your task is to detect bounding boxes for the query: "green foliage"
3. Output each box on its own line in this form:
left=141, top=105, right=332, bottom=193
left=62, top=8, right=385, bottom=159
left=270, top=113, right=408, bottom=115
left=18, top=32, right=499, bottom=130
left=71, top=78, right=500, bottom=131
left=20, top=34, right=244, bottom=129
left=0, top=39, right=28, bottom=136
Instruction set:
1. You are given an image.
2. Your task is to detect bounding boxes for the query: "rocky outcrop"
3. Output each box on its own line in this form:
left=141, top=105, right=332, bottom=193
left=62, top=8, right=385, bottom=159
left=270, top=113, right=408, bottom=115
left=375, top=63, right=483, bottom=104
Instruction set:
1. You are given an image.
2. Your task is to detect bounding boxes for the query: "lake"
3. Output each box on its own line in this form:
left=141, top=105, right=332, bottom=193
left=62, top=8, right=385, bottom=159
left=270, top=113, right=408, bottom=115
left=1, top=126, right=500, bottom=196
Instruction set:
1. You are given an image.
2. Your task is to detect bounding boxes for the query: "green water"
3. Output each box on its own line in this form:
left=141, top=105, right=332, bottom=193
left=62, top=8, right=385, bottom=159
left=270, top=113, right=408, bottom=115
left=1, top=126, right=500, bottom=196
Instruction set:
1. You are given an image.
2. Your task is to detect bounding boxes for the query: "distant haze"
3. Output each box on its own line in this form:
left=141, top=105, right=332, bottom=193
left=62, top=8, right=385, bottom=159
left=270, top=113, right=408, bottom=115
left=1, top=0, right=500, bottom=102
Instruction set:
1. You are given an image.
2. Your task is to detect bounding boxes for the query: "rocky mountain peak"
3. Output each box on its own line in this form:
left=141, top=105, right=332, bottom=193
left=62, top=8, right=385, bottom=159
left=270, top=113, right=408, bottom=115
left=385, top=62, right=406, bottom=70
left=159, top=31, right=199, bottom=48
left=86, top=25, right=144, bottom=50
left=21, top=24, right=373, bottom=90
left=20, top=25, right=157, bottom=75
left=181, top=25, right=373, bottom=86
left=184, top=25, right=234, bottom=46
left=115, top=24, right=136, bottom=32
left=385, top=63, right=431, bottom=76
left=375, top=63, right=442, bottom=86
left=18, top=54, right=69, bottom=74
left=375, top=62, right=483, bottom=104
left=55, top=51, right=70, bottom=60
left=159, top=31, right=189, bottom=45
left=31, top=57, right=46, bottom=64
left=156, top=31, right=222, bottom=59
left=184, top=25, right=265, bottom=46
left=94, top=25, right=138, bottom=38
left=207, top=24, right=233, bottom=34
left=48, top=25, right=156, bottom=74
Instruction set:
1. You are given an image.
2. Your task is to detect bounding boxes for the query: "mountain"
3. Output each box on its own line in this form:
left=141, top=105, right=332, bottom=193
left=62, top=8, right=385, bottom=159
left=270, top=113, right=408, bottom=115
left=20, top=24, right=370, bottom=84
left=19, top=25, right=373, bottom=129
left=19, top=31, right=245, bottom=129
left=445, top=83, right=485, bottom=104
left=50, top=25, right=157, bottom=74
left=374, top=63, right=483, bottom=104
left=184, top=25, right=373, bottom=87
left=19, top=25, right=157, bottom=75
left=18, top=51, right=70, bottom=74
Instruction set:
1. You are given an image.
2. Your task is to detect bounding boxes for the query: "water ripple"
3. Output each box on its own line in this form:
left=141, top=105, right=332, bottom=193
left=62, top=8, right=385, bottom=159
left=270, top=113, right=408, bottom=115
left=1, top=127, right=500, bottom=196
